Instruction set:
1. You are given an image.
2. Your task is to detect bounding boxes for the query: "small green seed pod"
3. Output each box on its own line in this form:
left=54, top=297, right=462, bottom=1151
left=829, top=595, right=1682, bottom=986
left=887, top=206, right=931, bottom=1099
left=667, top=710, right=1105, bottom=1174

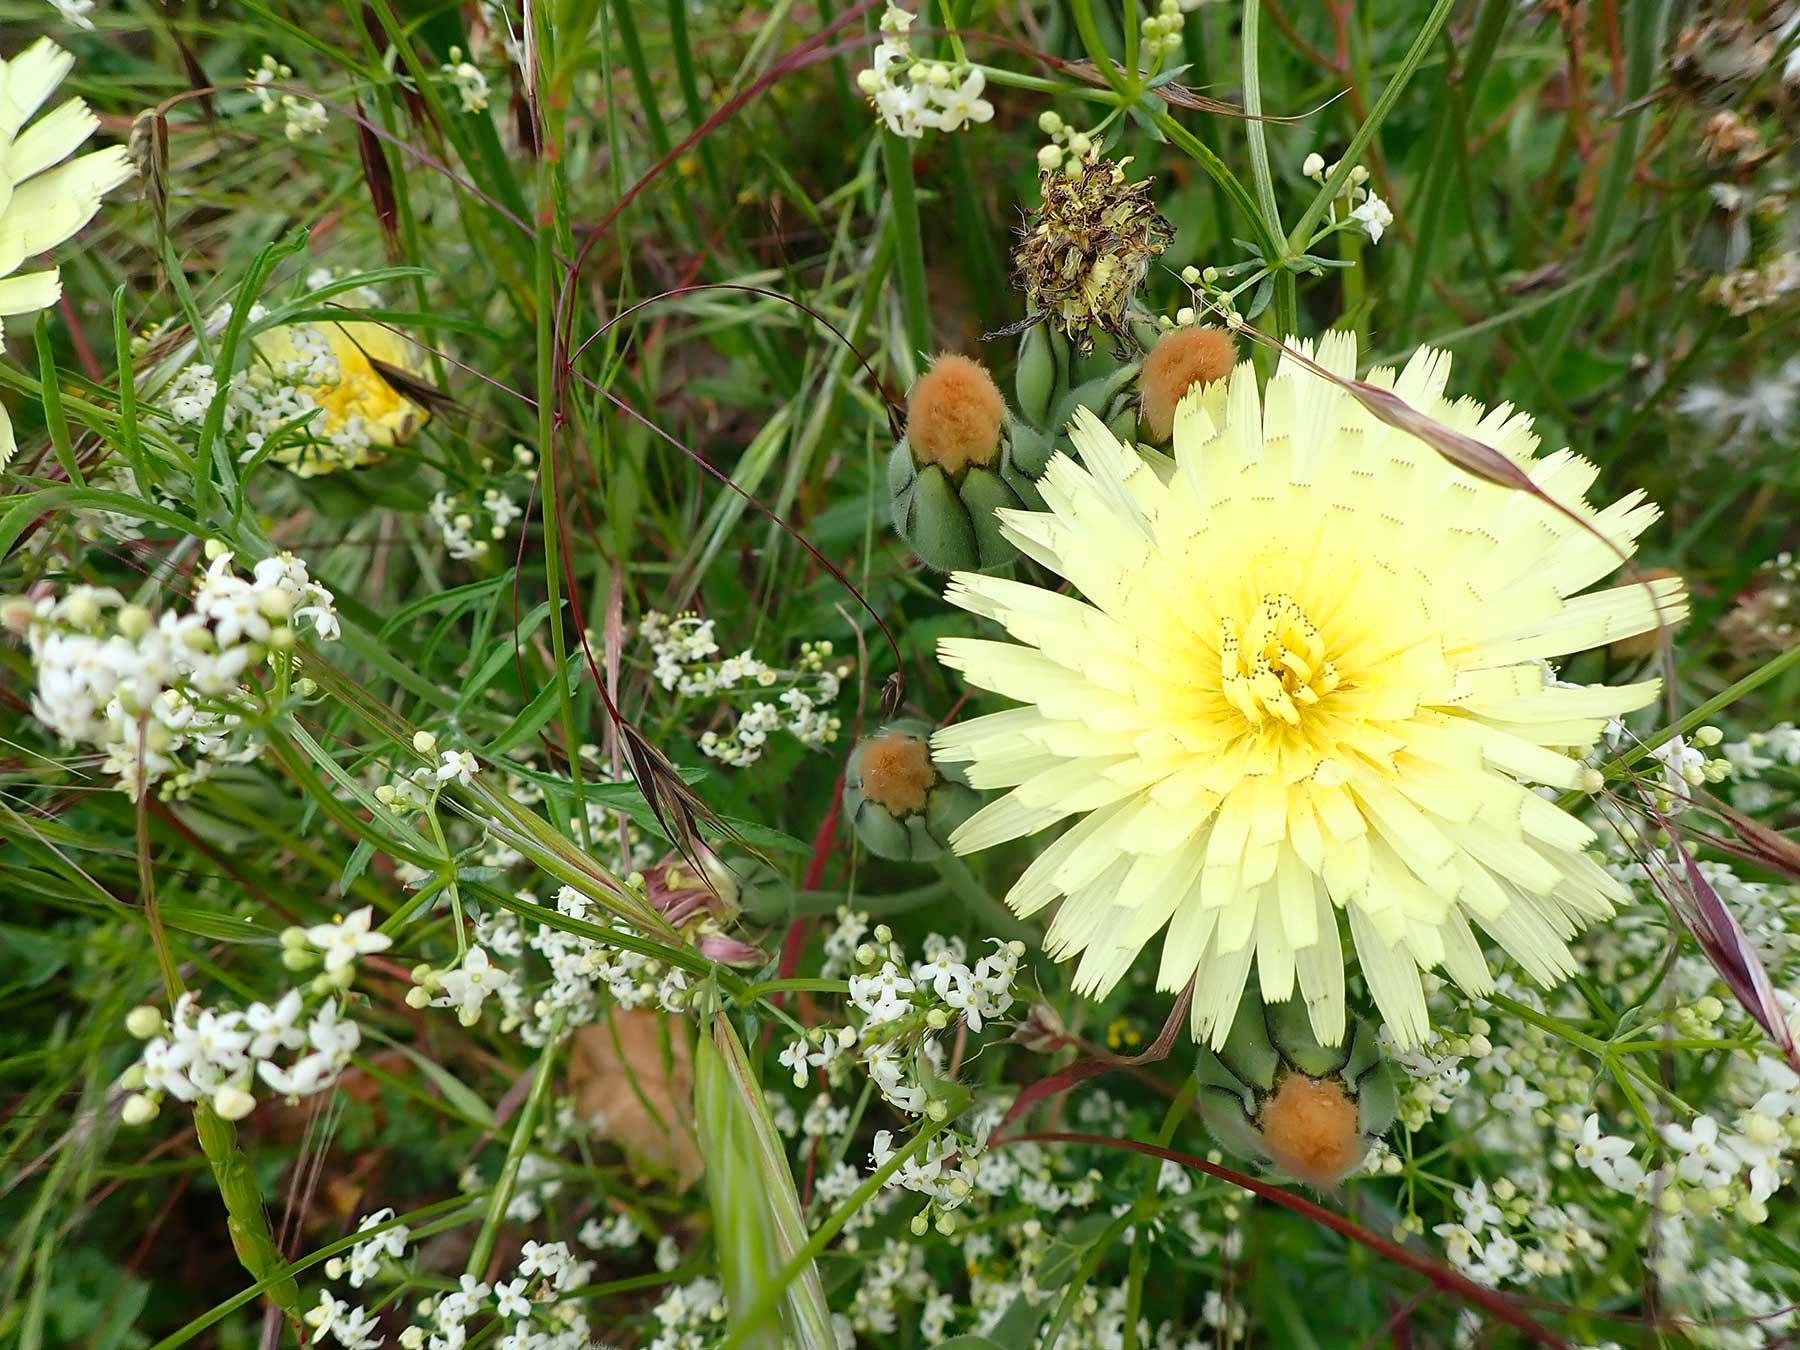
left=1014, top=323, right=1060, bottom=427
left=842, top=719, right=980, bottom=862
left=1194, top=991, right=1397, bottom=1188
left=891, top=355, right=1025, bottom=572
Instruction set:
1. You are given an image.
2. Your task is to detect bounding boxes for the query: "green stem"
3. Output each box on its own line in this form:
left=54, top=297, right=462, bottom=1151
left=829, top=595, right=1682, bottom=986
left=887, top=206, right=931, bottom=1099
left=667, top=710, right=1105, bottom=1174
left=1536, top=0, right=1670, bottom=364
left=1122, top=1077, right=1197, bottom=1350
left=1558, top=639, right=1800, bottom=811
left=1240, top=1, right=1295, bottom=337
left=465, top=1024, right=564, bottom=1278
left=1151, top=112, right=1284, bottom=268
left=717, top=1120, right=949, bottom=1349
left=531, top=46, right=592, bottom=851
left=882, top=130, right=931, bottom=365
left=932, top=852, right=1034, bottom=942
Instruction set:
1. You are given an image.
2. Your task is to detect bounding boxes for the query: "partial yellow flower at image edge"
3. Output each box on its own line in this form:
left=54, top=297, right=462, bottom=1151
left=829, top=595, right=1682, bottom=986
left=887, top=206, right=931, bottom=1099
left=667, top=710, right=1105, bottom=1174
left=0, top=37, right=136, bottom=468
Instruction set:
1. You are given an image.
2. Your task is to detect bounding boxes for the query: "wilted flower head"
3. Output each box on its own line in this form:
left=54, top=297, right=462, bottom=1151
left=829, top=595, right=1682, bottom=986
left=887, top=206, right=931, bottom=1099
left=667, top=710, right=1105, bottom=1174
left=0, top=38, right=135, bottom=465
left=934, top=332, right=1686, bottom=1048
left=1013, top=157, right=1172, bottom=355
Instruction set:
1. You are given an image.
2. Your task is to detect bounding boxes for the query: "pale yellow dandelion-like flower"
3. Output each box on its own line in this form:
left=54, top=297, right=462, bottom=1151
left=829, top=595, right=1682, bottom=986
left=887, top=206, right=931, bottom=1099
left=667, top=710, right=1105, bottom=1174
left=0, top=38, right=135, bottom=467
left=933, top=332, right=1686, bottom=1049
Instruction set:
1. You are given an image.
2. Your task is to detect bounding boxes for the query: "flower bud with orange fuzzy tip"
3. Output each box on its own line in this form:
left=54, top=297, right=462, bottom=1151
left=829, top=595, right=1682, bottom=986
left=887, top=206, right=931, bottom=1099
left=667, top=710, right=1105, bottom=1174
left=1195, top=990, right=1397, bottom=1189
left=1137, top=324, right=1236, bottom=444
left=890, top=355, right=1025, bottom=572
left=842, top=719, right=980, bottom=861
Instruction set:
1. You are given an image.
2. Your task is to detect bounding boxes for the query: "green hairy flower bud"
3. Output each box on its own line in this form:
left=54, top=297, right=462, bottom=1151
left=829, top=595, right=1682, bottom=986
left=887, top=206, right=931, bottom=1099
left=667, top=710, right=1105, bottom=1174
left=890, top=353, right=1026, bottom=573
left=1002, top=324, right=1142, bottom=507
left=1194, top=991, right=1397, bottom=1188
left=842, top=719, right=980, bottom=862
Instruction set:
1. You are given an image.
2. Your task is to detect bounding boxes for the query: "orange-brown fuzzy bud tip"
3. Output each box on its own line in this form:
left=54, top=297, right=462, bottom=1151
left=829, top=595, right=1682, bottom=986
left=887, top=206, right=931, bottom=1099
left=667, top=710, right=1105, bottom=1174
left=1258, top=1073, right=1363, bottom=1188
left=1138, top=326, right=1236, bottom=443
left=907, top=353, right=1006, bottom=475
left=857, top=732, right=936, bottom=815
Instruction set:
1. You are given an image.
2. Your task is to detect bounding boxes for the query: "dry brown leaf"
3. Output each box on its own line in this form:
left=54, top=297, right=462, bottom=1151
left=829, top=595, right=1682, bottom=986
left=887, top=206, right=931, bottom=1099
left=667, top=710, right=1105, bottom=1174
left=569, top=1009, right=703, bottom=1188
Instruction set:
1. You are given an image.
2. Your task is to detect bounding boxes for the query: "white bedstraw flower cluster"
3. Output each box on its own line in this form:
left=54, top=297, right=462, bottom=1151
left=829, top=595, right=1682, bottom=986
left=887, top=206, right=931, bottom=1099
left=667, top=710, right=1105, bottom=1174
left=247, top=54, right=327, bottom=139
left=855, top=5, right=992, bottom=138
left=1301, top=153, right=1392, bottom=243
left=410, top=943, right=513, bottom=1028
left=339, top=1236, right=595, bottom=1350
left=1572, top=1054, right=1800, bottom=1226
left=426, top=447, right=534, bottom=559
left=1724, top=720, right=1800, bottom=814
left=120, top=983, right=365, bottom=1125
left=428, top=485, right=522, bottom=559
left=1432, top=1174, right=1608, bottom=1288
left=8, top=551, right=339, bottom=798
left=441, top=47, right=490, bottom=113
left=647, top=1276, right=729, bottom=1350
left=1381, top=998, right=1488, bottom=1130
left=408, top=882, right=699, bottom=1043
left=330, top=1208, right=411, bottom=1290
left=638, top=611, right=847, bottom=767
left=1033, top=110, right=1101, bottom=177
left=159, top=295, right=418, bottom=477
left=789, top=922, right=1023, bottom=1232
left=1645, top=725, right=1731, bottom=812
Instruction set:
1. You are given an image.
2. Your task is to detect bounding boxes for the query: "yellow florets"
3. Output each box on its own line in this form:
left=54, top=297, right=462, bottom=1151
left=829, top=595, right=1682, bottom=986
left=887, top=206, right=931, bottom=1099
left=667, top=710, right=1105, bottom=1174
left=934, top=331, right=1686, bottom=1048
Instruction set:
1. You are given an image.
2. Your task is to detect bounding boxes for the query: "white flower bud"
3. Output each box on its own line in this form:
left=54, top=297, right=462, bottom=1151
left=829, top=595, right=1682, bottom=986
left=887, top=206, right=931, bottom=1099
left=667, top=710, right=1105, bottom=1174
left=412, top=730, right=438, bottom=754
left=64, top=591, right=101, bottom=629
left=1038, top=110, right=1064, bottom=135
left=213, top=1084, right=256, bottom=1121
left=116, top=604, right=153, bottom=639
left=121, top=1094, right=159, bottom=1126
left=126, top=1005, right=164, bottom=1038
left=1302, top=152, right=1325, bottom=178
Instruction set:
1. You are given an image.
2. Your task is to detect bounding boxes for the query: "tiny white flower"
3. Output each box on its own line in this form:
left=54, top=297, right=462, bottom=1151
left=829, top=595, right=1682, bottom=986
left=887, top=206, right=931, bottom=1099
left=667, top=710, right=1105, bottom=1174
left=436, top=749, right=480, bottom=786
left=1351, top=192, right=1393, bottom=243
left=305, top=906, right=393, bottom=972
left=494, top=1277, right=530, bottom=1319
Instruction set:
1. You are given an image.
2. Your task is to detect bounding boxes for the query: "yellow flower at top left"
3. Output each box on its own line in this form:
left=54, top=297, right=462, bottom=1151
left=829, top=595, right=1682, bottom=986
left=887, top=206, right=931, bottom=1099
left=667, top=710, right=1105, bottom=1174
left=0, top=37, right=136, bottom=468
